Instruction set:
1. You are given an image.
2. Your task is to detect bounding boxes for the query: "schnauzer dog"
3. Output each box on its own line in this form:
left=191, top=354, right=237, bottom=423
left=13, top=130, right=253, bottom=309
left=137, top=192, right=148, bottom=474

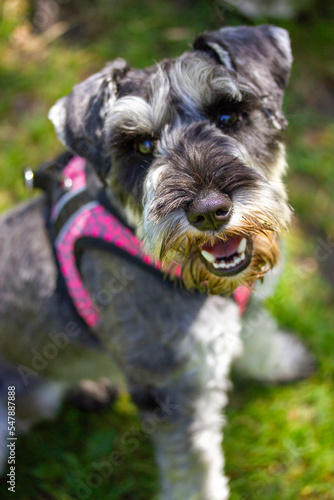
left=0, top=25, right=314, bottom=499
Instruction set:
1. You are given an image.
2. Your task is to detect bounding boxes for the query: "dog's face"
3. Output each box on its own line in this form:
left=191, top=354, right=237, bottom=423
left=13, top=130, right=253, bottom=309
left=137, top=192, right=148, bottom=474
left=49, top=25, right=293, bottom=295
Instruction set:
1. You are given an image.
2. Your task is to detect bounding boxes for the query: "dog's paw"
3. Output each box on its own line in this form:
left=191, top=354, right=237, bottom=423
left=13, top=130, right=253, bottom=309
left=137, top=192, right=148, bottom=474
left=235, top=329, right=316, bottom=384
left=66, top=378, right=119, bottom=411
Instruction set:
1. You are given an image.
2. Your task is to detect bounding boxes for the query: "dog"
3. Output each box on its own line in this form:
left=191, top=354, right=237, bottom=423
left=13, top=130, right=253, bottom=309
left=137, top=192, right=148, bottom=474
left=0, top=25, right=314, bottom=499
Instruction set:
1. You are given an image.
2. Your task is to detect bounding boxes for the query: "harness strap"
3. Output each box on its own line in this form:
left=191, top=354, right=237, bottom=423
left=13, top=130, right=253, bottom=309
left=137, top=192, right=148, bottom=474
left=51, top=157, right=181, bottom=329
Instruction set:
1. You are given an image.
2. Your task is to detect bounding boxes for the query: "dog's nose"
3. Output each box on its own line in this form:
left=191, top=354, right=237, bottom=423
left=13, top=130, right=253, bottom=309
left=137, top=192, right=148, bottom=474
left=186, top=192, right=233, bottom=231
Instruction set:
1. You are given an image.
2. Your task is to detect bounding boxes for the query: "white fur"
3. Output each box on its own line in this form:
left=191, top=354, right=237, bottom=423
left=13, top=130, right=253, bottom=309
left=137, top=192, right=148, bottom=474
left=106, top=95, right=155, bottom=135
left=207, top=41, right=235, bottom=71
left=236, top=306, right=314, bottom=383
left=231, top=181, right=291, bottom=232
left=269, top=26, right=293, bottom=67
left=153, top=297, right=242, bottom=500
left=169, top=58, right=241, bottom=114
left=266, top=142, right=289, bottom=198
left=48, top=97, right=68, bottom=149
left=16, top=381, right=67, bottom=433
left=106, top=70, right=171, bottom=136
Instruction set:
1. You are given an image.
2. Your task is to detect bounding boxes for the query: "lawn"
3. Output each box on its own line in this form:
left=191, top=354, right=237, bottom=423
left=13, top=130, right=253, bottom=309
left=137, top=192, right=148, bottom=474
left=0, top=1, right=333, bottom=499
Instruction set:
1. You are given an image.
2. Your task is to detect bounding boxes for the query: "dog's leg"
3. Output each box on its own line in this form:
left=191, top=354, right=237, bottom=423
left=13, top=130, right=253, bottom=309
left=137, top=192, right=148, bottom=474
left=134, top=386, right=230, bottom=500
left=0, top=360, right=66, bottom=474
left=149, top=391, right=229, bottom=500
left=15, top=379, right=67, bottom=432
left=66, top=378, right=118, bottom=411
left=234, top=300, right=315, bottom=383
left=0, top=378, right=66, bottom=476
left=126, top=296, right=242, bottom=500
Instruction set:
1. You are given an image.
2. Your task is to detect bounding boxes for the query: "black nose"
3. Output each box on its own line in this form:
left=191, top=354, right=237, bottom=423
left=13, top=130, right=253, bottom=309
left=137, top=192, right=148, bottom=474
left=186, top=192, right=233, bottom=231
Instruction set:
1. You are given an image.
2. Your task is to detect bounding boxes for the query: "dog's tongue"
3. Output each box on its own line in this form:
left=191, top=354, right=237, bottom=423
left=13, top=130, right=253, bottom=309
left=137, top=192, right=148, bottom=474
left=202, top=235, right=242, bottom=259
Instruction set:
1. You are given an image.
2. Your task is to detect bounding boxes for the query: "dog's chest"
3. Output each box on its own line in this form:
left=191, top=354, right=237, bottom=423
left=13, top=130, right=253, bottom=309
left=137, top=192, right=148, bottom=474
left=79, top=250, right=243, bottom=388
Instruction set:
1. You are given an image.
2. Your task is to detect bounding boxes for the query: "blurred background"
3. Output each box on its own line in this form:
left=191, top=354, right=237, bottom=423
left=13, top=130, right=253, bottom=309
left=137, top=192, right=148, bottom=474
left=0, top=0, right=333, bottom=498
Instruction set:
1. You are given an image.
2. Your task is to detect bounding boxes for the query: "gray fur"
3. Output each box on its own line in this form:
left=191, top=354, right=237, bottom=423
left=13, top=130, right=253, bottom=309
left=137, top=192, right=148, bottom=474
left=0, top=25, right=313, bottom=499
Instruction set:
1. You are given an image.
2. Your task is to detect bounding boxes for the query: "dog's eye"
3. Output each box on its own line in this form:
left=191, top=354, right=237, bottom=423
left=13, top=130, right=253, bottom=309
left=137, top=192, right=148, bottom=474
left=136, top=138, right=155, bottom=156
left=218, top=113, right=239, bottom=129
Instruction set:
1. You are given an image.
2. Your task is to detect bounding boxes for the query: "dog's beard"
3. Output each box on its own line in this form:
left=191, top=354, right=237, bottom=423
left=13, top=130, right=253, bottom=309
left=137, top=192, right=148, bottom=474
left=142, top=211, right=282, bottom=295
left=140, top=157, right=291, bottom=295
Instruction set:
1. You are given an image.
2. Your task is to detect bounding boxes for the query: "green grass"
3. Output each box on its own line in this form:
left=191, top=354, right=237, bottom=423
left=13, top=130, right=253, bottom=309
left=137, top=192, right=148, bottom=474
left=0, top=1, right=334, bottom=498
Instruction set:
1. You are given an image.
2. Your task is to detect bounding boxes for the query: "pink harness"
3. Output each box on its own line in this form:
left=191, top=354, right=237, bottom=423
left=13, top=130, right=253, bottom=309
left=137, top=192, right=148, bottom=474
left=50, top=156, right=250, bottom=329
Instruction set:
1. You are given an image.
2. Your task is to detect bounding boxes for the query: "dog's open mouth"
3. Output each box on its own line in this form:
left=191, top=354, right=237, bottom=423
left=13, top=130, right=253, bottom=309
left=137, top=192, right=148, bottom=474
left=200, top=235, right=253, bottom=276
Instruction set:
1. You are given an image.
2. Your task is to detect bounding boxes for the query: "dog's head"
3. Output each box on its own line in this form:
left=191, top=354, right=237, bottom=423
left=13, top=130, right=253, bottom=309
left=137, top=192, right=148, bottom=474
left=49, top=25, right=292, bottom=294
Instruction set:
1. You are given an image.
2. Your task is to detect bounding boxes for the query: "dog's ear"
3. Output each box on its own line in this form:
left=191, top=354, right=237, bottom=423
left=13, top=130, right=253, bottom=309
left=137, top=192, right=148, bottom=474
left=193, top=25, right=292, bottom=125
left=49, top=58, right=129, bottom=178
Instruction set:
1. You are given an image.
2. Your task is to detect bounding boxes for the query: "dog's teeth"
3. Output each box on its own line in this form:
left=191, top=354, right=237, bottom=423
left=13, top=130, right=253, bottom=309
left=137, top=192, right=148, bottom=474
left=237, top=238, right=247, bottom=254
left=201, top=250, right=216, bottom=263
left=213, top=260, right=232, bottom=270
left=210, top=245, right=248, bottom=271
